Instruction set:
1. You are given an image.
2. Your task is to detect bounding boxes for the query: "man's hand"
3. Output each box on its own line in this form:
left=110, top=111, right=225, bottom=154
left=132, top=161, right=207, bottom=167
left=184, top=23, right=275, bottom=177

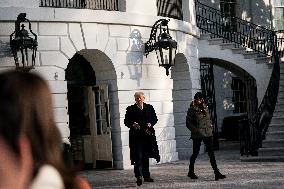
left=133, top=122, right=140, bottom=130
left=147, top=123, right=152, bottom=128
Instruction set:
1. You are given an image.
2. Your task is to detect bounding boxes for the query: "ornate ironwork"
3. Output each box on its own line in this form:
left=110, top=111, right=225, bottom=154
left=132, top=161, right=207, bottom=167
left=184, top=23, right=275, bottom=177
left=200, top=62, right=219, bottom=150
left=195, top=0, right=281, bottom=156
left=195, top=0, right=277, bottom=58
left=145, top=19, right=177, bottom=76
left=40, top=0, right=118, bottom=11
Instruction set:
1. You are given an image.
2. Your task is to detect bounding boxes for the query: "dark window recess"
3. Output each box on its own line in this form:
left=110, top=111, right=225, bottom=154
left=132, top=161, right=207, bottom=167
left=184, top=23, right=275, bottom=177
left=40, top=0, right=118, bottom=11
left=220, top=0, right=237, bottom=31
left=157, top=0, right=183, bottom=20
left=231, top=77, right=247, bottom=113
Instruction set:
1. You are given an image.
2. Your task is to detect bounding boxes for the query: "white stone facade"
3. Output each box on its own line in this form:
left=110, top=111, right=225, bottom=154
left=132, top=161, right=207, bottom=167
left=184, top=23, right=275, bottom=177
left=0, top=0, right=199, bottom=169
left=0, top=0, right=276, bottom=170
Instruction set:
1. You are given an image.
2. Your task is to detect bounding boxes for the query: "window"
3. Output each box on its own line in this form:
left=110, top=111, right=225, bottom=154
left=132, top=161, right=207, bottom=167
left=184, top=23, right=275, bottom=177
left=231, top=77, right=247, bottom=113
left=157, top=0, right=183, bottom=20
left=220, top=0, right=237, bottom=31
left=274, top=7, right=284, bottom=30
left=273, top=0, right=284, bottom=6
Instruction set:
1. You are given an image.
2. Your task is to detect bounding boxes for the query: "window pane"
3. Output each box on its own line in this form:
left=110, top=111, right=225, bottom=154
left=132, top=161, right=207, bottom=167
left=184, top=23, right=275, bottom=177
left=275, top=7, right=284, bottom=19
left=273, top=0, right=284, bottom=6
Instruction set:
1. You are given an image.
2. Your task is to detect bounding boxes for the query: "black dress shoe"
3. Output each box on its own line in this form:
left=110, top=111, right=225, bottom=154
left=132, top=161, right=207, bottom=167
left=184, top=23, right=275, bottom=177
left=144, top=177, right=154, bottom=182
left=215, top=172, right=226, bottom=181
left=187, top=172, right=198, bottom=179
left=136, top=177, right=143, bottom=186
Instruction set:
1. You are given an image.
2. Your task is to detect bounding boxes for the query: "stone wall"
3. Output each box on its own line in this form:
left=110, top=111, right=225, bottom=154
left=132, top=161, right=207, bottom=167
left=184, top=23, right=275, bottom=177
left=0, top=5, right=199, bottom=169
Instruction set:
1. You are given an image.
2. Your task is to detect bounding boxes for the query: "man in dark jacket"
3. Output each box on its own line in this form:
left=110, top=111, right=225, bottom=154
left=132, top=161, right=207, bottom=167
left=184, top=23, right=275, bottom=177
left=124, top=91, right=160, bottom=186
left=186, top=92, right=226, bottom=181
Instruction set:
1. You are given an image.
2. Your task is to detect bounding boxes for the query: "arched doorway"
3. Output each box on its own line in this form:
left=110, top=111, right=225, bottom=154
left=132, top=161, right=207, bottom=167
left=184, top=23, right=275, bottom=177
left=66, top=53, right=113, bottom=169
left=199, top=58, right=257, bottom=144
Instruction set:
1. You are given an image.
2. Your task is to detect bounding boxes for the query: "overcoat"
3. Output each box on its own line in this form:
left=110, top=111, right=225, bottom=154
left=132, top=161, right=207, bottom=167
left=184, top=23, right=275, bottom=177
left=186, top=101, right=213, bottom=139
left=124, top=103, right=160, bottom=164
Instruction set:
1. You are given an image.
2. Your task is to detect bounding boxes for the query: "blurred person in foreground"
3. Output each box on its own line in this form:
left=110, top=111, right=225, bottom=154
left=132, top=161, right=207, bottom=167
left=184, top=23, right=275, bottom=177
left=186, top=92, right=226, bottom=181
left=0, top=71, right=91, bottom=189
left=124, top=91, right=160, bottom=186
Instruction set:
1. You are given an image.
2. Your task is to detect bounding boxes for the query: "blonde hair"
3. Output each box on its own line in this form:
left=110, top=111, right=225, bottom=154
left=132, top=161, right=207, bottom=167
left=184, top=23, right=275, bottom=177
left=134, top=91, right=145, bottom=98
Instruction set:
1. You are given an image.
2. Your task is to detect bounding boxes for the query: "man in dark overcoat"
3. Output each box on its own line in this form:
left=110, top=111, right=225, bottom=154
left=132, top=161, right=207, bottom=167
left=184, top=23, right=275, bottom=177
left=124, top=91, right=160, bottom=186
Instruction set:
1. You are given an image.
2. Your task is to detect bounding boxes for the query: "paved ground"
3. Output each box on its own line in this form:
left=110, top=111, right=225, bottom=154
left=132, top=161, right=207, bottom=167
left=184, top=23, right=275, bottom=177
left=81, top=141, right=284, bottom=188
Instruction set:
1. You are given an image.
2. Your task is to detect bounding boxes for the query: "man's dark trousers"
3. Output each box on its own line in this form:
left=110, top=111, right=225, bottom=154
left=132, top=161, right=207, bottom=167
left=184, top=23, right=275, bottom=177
left=134, top=142, right=150, bottom=178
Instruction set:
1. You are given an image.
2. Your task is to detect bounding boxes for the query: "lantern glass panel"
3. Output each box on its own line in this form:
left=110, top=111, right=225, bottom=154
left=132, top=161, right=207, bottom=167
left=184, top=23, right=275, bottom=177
left=155, top=46, right=176, bottom=67
left=20, top=48, right=34, bottom=67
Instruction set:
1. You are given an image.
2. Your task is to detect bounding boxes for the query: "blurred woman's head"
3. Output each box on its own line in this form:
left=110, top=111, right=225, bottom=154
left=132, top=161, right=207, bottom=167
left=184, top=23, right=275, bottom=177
left=0, top=71, right=62, bottom=169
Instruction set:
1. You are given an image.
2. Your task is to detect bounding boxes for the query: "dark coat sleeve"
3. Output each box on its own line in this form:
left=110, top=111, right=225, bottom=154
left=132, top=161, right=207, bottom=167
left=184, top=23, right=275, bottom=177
left=124, top=105, right=134, bottom=128
left=147, top=104, right=158, bottom=127
left=186, top=107, right=198, bottom=133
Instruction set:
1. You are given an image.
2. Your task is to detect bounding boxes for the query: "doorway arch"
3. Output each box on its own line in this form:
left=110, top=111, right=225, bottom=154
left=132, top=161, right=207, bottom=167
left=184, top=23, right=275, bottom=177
left=66, top=50, right=120, bottom=169
left=199, top=58, right=257, bottom=142
left=65, top=53, right=96, bottom=169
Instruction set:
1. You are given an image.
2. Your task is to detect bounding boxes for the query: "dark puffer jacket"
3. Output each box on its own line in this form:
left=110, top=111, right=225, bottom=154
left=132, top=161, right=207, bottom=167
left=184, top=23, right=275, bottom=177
left=186, top=101, right=213, bottom=139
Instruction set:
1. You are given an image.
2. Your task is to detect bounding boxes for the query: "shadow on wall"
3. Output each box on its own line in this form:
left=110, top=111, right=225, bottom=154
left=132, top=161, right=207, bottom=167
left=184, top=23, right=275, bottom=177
left=0, top=40, right=12, bottom=59
left=126, top=29, right=144, bottom=86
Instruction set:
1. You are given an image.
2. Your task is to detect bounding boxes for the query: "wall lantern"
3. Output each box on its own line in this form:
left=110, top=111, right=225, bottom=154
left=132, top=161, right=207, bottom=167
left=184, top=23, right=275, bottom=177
left=10, top=13, right=38, bottom=71
left=145, top=19, right=177, bottom=76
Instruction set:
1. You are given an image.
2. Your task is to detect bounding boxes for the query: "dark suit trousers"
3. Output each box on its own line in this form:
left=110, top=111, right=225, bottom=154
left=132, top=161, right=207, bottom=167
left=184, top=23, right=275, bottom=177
left=189, top=136, right=219, bottom=173
left=134, top=142, right=150, bottom=178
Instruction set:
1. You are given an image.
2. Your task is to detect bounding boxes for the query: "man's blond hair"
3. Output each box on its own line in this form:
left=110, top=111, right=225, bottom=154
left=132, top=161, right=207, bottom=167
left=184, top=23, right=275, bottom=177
left=134, top=91, right=145, bottom=97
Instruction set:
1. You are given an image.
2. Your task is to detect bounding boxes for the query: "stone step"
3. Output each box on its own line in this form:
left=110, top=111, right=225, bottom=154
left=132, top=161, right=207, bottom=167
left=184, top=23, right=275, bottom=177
left=243, top=52, right=259, bottom=59
left=220, top=43, right=236, bottom=50
left=268, top=124, right=284, bottom=132
left=262, top=139, right=284, bottom=148
left=231, top=47, right=246, bottom=54
left=255, top=56, right=271, bottom=64
left=274, top=104, right=284, bottom=110
left=277, top=93, right=284, bottom=99
left=200, top=34, right=211, bottom=40
left=266, top=131, right=284, bottom=140
left=258, top=147, right=284, bottom=156
left=208, top=38, right=224, bottom=45
left=273, top=110, right=284, bottom=116
left=270, top=116, right=284, bottom=124
left=276, top=95, right=284, bottom=100
left=240, top=155, right=284, bottom=162
left=278, top=88, right=284, bottom=93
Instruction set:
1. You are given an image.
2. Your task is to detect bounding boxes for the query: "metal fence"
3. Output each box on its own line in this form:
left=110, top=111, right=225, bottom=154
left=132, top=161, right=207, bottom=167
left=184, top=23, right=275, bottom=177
left=40, top=0, right=118, bottom=11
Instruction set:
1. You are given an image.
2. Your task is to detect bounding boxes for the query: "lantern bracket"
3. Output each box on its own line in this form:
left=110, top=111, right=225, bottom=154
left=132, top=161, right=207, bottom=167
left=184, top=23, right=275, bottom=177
left=144, top=19, right=170, bottom=57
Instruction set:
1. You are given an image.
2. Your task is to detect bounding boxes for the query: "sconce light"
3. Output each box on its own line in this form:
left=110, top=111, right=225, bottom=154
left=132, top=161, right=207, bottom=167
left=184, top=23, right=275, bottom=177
left=145, top=19, right=177, bottom=76
left=10, top=13, right=38, bottom=71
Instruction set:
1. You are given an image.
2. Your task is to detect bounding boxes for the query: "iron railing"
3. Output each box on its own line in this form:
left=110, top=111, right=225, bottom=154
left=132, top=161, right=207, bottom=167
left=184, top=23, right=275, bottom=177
left=40, top=0, right=118, bottom=11
left=195, top=0, right=277, bottom=57
left=276, top=30, right=284, bottom=58
left=195, top=0, right=282, bottom=156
